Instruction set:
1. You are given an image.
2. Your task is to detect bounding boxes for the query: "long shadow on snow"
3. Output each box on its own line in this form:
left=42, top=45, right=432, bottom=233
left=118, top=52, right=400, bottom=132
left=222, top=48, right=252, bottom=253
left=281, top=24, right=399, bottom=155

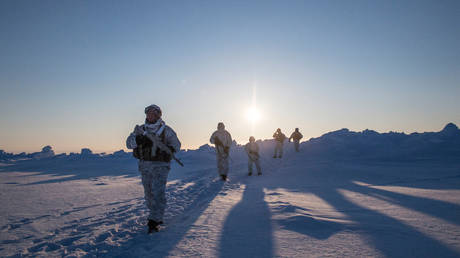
left=315, top=188, right=459, bottom=257
left=276, top=214, right=343, bottom=240
left=219, top=184, right=274, bottom=258
left=23, top=166, right=223, bottom=257
left=349, top=182, right=460, bottom=226
left=0, top=157, right=139, bottom=185
left=20, top=163, right=217, bottom=256
left=263, top=158, right=460, bottom=257
left=101, top=166, right=232, bottom=257
left=217, top=146, right=301, bottom=258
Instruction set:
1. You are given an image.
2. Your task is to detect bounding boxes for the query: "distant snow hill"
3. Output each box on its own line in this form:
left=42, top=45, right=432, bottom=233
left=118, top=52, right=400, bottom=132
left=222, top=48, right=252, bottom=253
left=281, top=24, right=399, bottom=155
left=1, top=123, right=459, bottom=164
left=302, top=123, right=460, bottom=161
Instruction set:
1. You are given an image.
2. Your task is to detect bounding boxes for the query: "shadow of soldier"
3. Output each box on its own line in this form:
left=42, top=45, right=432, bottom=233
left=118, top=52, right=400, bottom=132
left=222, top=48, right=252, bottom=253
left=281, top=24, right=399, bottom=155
left=263, top=158, right=460, bottom=257
left=218, top=183, right=274, bottom=258
left=275, top=214, right=343, bottom=240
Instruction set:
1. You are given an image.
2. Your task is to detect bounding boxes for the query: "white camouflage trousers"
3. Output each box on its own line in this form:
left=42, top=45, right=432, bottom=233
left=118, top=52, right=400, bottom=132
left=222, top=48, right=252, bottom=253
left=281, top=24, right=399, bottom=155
left=217, top=153, right=229, bottom=176
left=274, top=141, right=283, bottom=157
left=293, top=140, right=300, bottom=152
left=139, top=161, right=170, bottom=222
left=248, top=157, right=261, bottom=174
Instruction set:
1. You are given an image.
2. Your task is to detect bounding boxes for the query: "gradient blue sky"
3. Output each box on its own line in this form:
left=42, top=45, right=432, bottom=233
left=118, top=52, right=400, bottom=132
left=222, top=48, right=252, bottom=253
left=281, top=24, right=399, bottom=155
left=1, top=0, right=459, bottom=153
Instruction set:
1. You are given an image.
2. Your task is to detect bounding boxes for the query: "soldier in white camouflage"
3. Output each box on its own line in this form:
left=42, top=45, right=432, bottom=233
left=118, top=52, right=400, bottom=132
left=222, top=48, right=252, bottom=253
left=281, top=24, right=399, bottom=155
left=289, top=128, right=303, bottom=152
left=210, top=122, right=232, bottom=181
left=273, top=128, right=286, bottom=158
left=126, top=104, right=181, bottom=233
left=245, top=136, right=262, bottom=176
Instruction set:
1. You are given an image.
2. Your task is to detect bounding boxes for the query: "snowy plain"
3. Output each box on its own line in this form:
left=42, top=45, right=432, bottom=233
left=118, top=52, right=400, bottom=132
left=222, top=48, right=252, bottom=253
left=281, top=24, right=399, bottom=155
left=1, top=125, right=460, bottom=257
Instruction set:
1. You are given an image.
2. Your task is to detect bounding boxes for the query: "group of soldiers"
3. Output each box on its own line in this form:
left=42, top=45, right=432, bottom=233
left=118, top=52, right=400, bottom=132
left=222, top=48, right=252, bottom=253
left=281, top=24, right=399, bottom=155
left=210, top=123, right=303, bottom=180
left=126, top=104, right=304, bottom=233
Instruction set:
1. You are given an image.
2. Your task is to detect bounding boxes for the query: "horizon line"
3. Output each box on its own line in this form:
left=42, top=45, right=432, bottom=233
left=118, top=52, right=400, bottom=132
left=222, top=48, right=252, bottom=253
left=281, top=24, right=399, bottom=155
left=1, top=122, right=456, bottom=155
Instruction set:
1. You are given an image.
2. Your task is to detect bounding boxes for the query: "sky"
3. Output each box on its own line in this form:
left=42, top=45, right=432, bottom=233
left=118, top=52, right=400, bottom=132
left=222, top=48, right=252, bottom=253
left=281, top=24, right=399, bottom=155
left=0, top=0, right=459, bottom=154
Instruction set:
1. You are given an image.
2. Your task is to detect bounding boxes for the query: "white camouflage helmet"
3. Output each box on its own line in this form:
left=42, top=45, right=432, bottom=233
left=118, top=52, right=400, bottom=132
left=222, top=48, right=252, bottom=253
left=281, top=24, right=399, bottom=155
left=145, top=104, right=162, bottom=116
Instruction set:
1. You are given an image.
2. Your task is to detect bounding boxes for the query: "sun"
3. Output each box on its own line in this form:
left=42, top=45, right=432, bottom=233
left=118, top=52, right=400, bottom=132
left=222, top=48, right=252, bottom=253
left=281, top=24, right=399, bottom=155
left=246, top=107, right=261, bottom=123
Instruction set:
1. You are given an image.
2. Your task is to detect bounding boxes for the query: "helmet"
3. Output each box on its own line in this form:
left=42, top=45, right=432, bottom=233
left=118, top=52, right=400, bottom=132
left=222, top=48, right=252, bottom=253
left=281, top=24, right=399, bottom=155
left=145, top=104, right=162, bottom=116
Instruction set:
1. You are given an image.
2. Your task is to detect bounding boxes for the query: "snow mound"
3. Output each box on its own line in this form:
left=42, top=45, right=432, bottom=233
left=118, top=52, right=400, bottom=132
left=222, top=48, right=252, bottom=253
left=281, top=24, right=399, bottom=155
left=302, top=123, right=460, bottom=161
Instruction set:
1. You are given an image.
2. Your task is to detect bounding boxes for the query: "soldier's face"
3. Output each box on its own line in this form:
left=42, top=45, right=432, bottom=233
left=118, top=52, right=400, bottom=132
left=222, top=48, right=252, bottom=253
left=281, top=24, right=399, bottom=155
left=146, top=111, right=160, bottom=123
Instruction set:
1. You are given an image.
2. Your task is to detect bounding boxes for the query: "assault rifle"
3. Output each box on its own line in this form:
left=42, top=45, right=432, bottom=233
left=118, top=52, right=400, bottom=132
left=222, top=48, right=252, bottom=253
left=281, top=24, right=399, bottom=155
left=213, top=136, right=229, bottom=155
left=248, top=151, right=259, bottom=161
left=138, top=126, right=184, bottom=167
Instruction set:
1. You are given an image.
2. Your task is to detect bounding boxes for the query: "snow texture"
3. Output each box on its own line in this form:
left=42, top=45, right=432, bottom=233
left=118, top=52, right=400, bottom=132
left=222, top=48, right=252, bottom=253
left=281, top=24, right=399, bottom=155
left=0, top=124, right=459, bottom=257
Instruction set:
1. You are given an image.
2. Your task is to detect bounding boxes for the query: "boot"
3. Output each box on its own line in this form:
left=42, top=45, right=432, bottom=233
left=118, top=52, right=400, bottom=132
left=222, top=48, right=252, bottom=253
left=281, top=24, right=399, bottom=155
left=148, top=219, right=160, bottom=234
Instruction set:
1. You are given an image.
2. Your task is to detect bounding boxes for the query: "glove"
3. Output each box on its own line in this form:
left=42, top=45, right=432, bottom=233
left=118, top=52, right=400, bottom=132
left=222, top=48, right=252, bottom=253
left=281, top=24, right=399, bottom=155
left=134, top=125, right=144, bottom=135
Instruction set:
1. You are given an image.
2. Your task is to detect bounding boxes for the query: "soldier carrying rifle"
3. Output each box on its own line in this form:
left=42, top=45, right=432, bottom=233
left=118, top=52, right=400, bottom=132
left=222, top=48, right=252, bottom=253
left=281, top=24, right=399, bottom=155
left=245, top=136, right=262, bottom=176
left=126, top=104, right=181, bottom=233
left=210, top=122, right=232, bottom=181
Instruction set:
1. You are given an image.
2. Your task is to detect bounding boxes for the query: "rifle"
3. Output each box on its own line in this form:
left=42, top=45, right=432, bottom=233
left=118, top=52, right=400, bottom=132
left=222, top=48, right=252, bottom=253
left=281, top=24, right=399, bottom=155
left=213, top=136, right=229, bottom=155
left=248, top=151, right=259, bottom=161
left=138, top=126, right=184, bottom=167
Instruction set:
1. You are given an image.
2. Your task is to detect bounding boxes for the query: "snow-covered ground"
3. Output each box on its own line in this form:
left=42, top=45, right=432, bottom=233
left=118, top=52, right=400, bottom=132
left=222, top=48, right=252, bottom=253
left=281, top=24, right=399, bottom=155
left=1, top=139, right=460, bottom=257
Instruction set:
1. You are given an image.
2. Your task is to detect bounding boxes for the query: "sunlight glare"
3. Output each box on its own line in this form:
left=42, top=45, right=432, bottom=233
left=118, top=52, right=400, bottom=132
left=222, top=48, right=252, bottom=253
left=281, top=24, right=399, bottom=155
left=246, top=107, right=261, bottom=123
